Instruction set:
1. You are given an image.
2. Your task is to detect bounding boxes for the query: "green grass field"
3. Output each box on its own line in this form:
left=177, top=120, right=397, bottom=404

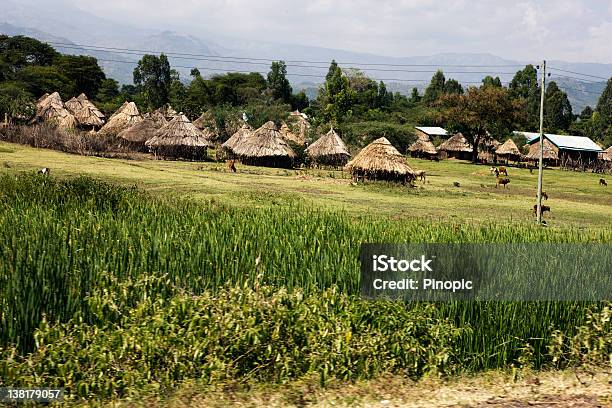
left=1, top=141, right=610, bottom=229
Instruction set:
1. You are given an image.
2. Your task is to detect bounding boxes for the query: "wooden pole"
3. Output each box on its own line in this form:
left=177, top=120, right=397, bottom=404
left=536, top=60, right=546, bottom=224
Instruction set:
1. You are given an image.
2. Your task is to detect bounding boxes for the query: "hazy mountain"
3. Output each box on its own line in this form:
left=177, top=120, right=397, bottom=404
left=1, top=0, right=610, bottom=111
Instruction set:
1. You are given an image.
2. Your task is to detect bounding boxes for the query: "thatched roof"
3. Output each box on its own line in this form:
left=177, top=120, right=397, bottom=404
left=221, top=124, right=253, bottom=152
left=145, top=114, right=213, bottom=148
left=345, top=137, right=414, bottom=176
left=34, top=92, right=77, bottom=130
left=231, top=121, right=296, bottom=159
left=496, top=139, right=521, bottom=156
left=279, top=121, right=305, bottom=145
left=599, top=146, right=612, bottom=162
left=65, top=93, right=106, bottom=127
left=155, top=104, right=178, bottom=121
left=117, top=111, right=167, bottom=143
left=193, top=110, right=216, bottom=130
left=305, top=127, right=350, bottom=159
left=37, top=93, right=50, bottom=105
left=408, top=138, right=437, bottom=155
left=98, top=101, right=143, bottom=136
left=437, top=133, right=472, bottom=152
left=526, top=138, right=559, bottom=160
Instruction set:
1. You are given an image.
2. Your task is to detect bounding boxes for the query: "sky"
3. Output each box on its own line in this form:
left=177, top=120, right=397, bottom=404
left=21, top=0, right=612, bottom=63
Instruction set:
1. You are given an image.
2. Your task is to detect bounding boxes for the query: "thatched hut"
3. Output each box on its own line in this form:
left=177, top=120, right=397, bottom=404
left=437, top=133, right=472, bottom=160
left=98, top=101, right=143, bottom=136
left=65, top=93, right=106, bottom=129
left=408, top=138, right=438, bottom=159
left=32, top=92, right=77, bottom=130
left=600, top=146, right=612, bottom=162
left=414, top=126, right=447, bottom=142
left=230, top=121, right=296, bottom=168
left=145, top=114, right=213, bottom=160
left=305, top=127, right=350, bottom=167
left=495, top=139, right=521, bottom=163
left=221, top=124, right=253, bottom=156
left=117, top=111, right=167, bottom=149
left=193, top=110, right=216, bottom=130
left=155, top=104, right=178, bottom=121
left=526, top=138, right=559, bottom=164
left=345, top=137, right=415, bottom=183
left=279, top=121, right=305, bottom=145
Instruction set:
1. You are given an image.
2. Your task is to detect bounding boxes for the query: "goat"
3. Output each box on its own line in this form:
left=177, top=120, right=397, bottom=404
left=226, top=160, right=237, bottom=173
left=38, top=167, right=50, bottom=175
left=414, top=170, right=426, bottom=183
left=533, top=204, right=551, bottom=216
left=600, top=178, right=608, bottom=187
left=496, top=178, right=510, bottom=188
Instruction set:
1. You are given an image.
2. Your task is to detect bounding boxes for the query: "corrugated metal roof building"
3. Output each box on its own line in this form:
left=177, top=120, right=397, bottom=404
left=515, top=131, right=603, bottom=165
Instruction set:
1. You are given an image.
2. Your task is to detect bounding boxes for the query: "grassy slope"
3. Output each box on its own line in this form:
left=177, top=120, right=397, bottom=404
left=1, top=141, right=610, bottom=230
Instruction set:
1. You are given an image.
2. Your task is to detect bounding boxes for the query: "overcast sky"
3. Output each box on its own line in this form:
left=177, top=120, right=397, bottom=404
left=63, top=0, right=612, bottom=63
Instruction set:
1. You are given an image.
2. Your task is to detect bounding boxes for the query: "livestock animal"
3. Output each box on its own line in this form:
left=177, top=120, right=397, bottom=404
left=533, top=204, right=551, bottom=216
left=535, top=191, right=548, bottom=200
left=38, top=167, right=50, bottom=175
left=600, top=178, right=608, bottom=187
left=414, top=170, right=426, bottom=183
left=496, top=178, right=510, bottom=188
left=453, top=181, right=460, bottom=187
left=226, top=160, right=237, bottom=173
left=490, top=166, right=509, bottom=177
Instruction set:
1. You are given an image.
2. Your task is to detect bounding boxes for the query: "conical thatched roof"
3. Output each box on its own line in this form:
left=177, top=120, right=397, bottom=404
left=345, top=137, right=414, bottom=177
left=526, top=138, right=559, bottom=160
left=98, top=101, right=143, bottom=136
left=408, top=138, right=437, bottom=155
left=601, top=146, right=612, bottom=161
left=193, top=110, right=216, bottom=130
left=306, top=127, right=350, bottom=161
left=117, top=111, right=167, bottom=143
left=145, top=114, right=213, bottom=149
left=279, top=121, right=305, bottom=145
left=37, top=93, right=50, bottom=105
left=34, top=92, right=77, bottom=130
left=231, top=121, right=296, bottom=159
left=496, top=138, right=521, bottom=156
left=437, top=133, right=472, bottom=152
left=65, top=93, right=106, bottom=127
left=221, top=124, right=253, bottom=152
left=155, top=104, right=178, bottom=120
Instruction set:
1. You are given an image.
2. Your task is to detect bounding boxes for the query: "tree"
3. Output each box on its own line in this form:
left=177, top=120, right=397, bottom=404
left=377, top=81, right=393, bottom=108
left=0, top=82, right=35, bottom=122
left=437, top=86, right=523, bottom=162
left=291, top=90, right=309, bottom=111
left=423, top=70, right=446, bottom=105
left=481, top=76, right=502, bottom=88
left=54, top=55, right=106, bottom=98
left=509, top=65, right=540, bottom=129
left=96, top=78, right=120, bottom=102
left=596, top=78, right=612, bottom=123
left=267, top=61, right=292, bottom=104
left=579, top=106, right=593, bottom=120
left=168, top=70, right=187, bottom=113
left=15, top=65, right=74, bottom=98
left=318, top=60, right=354, bottom=123
left=443, top=79, right=463, bottom=95
left=410, top=87, right=421, bottom=103
left=544, top=81, right=573, bottom=132
left=133, top=54, right=172, bottom=110
left=0, top=35, right=58, bottom=71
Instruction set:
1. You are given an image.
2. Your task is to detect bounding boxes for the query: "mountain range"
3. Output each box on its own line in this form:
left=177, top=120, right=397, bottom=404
left=1, top=0, right=610, bottom=112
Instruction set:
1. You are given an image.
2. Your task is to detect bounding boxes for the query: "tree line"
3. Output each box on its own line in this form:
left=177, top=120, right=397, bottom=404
left=1, top=35, right=611, bottom=155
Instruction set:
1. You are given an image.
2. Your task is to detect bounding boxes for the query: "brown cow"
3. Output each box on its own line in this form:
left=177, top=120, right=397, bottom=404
left=414, top=170, right=426, bottom=183
left=600, top=178, right=608, bottom=187
left=496, top=178, right=510, bottom=188
left=533, top=204, right=551, bottom=216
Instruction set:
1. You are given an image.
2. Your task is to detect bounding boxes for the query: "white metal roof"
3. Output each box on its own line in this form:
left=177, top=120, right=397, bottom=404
left=415, top=126, right=448, bottom=136
left=515, top=131, right=603, bottom=152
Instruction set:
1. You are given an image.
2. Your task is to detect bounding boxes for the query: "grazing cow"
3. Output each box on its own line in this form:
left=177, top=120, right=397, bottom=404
left=496, top=178, right=510, bottom=188
left=226, top=160, right=237, bottom=173
left=414, top=170, right=426, bottom=183
left=600, top=178, right=608, bottom=187
left=38, top=167, right=50, bottom=175
left=535, top=191, right=548, bottom=200
left=533, top=204, right=551, bottom=216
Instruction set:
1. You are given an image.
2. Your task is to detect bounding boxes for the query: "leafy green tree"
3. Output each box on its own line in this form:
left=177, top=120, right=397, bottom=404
left=318, top=60, right=354, bottom=123
left=53, top=55, right=106, bottom=98
left=579, top=106, right=593, bottom=120
left=482, top=76, right=502, bottom=88
left=544, top=81, right=573, bottom=132
left=0, top=35, right=58, bottom=71
left=133, top=54, right=172, bottom=110
left=267, top=61, right=292, bottom=103
left=96, top=78, right=120, bottom=102
left=377, top=81, right=393, bottom=108
left=15, top=65, right=74, bottom=98
left=291, top=90, right=309, bottom=111
left=509, top=64, right=540, bottom=129
left=443, top=79, right=463, bottom=95
left=595, top=78, right=612, bottom=123
left=438, top=86, right=523, bottom=162
left=0, top=82, right=35, bottom=122
left=410, top=87, right=421, bottom=103
left=423, top=70, right=446, bottom=105
left=168, top=70, right=187, bottom=113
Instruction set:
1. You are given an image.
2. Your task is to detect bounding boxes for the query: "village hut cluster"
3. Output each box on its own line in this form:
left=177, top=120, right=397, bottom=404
left=27, top=92, right=611, bottom=178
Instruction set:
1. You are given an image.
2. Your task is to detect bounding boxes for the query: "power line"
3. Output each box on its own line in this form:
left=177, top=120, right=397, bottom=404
left=548, top=67, right=609, bottom=81
left=94, top=57, right=510, bottom=85
left=47, top=40, right=529, bottom=69
left=548, top=74, right=601, bottom=83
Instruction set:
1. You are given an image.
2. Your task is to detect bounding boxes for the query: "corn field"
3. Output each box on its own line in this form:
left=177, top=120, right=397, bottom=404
left=0, top=173, right=610, bottom=396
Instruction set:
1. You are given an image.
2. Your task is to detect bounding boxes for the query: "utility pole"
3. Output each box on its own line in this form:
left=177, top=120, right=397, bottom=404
left=536, top=60, right=546, bottom=224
